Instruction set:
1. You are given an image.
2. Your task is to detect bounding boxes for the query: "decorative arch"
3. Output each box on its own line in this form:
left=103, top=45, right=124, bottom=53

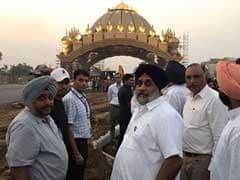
left=57, top=2, right=182, bottom=74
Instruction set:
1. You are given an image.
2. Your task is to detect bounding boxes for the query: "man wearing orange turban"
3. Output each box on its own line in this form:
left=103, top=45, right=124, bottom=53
left=209, top=60, right=240, bottom=180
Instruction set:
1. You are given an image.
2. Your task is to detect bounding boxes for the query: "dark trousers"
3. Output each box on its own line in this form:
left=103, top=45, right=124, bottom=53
left=109, top=105, right=120, bottom=139
left=117, top=121, right=128, bottom=149
left=180, top=154, right=211, bottom=180
left=67, top=138, right=88, bottom=180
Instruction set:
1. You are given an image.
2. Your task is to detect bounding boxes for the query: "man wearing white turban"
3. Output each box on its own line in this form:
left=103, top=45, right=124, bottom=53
left=209, top=60, right=240, bottom=180
left=5, top=76, right=68, bottom=180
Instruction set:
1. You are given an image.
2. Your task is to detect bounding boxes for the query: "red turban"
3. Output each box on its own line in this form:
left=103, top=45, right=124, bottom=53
left=216, top=61, right=240, bottom=100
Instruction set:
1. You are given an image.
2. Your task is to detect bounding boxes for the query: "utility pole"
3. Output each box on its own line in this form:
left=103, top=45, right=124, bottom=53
left=182, top=32, right=189, bottom=61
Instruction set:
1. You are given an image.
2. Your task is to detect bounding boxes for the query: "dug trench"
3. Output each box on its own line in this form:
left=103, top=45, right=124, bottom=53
left=0, top=92, right=118, bottom=180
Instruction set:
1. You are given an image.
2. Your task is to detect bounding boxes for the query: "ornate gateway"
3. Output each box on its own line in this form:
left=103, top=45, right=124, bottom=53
left=57, top=2, right=182, bottom=74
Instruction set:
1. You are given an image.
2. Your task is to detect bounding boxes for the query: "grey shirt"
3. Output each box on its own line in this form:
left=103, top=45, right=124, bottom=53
left=6, top=107, right=68, bottom=180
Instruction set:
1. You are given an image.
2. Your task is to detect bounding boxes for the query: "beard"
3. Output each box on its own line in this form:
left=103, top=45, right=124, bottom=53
left=136, top=89, right=160, bottom=105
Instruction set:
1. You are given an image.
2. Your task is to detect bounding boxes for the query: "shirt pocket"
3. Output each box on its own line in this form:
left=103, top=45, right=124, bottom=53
left=188, top=108, right=209, bottom=128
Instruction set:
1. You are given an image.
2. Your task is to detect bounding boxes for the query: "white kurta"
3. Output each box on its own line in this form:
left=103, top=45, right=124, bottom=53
left=162, top=84, right=189, bottom=116
left=209, top=107, right=240, bottom=180
left=111, top=97, right=183, bottom=180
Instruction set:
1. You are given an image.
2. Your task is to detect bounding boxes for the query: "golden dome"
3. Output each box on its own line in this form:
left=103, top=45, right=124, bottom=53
left=91, top=2, right=155, bottom=34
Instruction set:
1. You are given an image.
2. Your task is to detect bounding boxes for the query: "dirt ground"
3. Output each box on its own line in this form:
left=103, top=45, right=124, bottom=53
left=0, top=92, right=113, bottom=180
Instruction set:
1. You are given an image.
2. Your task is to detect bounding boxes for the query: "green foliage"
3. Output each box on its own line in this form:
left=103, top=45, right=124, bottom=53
left=8, top=63, right=33, bottom=76
left=0, top=63, right=33, bottom=76
left=0, top=64, right=8, bottom=74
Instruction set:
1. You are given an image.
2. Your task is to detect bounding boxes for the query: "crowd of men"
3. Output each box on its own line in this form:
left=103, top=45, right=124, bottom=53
left=4, top=58, right=240, bottom=180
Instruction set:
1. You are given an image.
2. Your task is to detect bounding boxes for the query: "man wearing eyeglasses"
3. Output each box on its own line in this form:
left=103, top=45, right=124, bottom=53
left=63, top=69, right=91, bottom=180
left=111, top=64, right=183, bottom=180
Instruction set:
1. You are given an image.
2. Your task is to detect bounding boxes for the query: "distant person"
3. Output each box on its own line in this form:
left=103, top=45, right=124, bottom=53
left=181, top=63, right=228, bottom=180
left=50, top=67, right=71, bottom=146
left=209, top=60, right=240, bottom=180
left=162, top=61, right=188, bottom=116
left=236, top=57, right=240, bottom=64
left=107, top=73, right=121, bottom=140
left=63, top=69, right=91, bottom=180
left=117, top=73, right=134, bottom=147
left=5, top=76, right=68, bottom=180
left=111, top=64, right=183, bottom=180
left=30, top=64, right=51, bottom=78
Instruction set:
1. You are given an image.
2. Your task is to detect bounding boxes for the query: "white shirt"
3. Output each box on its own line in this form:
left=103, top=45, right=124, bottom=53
left=209, top=107, right=240, bottom=180
left=111, top=97, right=183, bottom=180
left=108, top=83, right=121, bottom=105
left=162, top=84, right=189, bottom=116
left=183, top=85, right=229, bottom=154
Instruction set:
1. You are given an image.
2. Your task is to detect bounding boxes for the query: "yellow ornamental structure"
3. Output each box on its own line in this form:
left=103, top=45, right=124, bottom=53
left=57, top=2, right=183, bottom=73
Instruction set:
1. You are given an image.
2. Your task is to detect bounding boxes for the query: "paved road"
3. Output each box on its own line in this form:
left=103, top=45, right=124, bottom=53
left=0, top=84, right=24, bottom=105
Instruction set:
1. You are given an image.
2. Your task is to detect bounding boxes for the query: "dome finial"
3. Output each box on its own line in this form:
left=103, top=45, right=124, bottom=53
left=109, top=1, right=135, bottom=12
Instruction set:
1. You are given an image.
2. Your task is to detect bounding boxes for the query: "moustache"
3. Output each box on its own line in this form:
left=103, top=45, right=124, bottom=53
left=42, top=105, right=53, bottom=110
left=137, top=92, right=147, bottom=97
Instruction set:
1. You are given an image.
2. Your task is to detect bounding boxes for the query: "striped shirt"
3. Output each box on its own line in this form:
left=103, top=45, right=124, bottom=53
left=63, top=88, right=91, bottom=139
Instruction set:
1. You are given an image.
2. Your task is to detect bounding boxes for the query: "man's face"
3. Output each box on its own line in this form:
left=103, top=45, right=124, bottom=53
left=74, top=74, right=89, bottom=91
left=135, top=73, right=159, bottom=105
left=31, top=90, right=54, bottom=117
left=115, top=74, right=121, bottom=84
left=125, top=77, right=134, bottom=87
left=57, top=78, right=70, bottom=98
left=185, top=65, right=206, bottom=95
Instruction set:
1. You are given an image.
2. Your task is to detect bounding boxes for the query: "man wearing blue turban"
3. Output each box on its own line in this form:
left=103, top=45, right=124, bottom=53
left=5, top=76, right=68, bottom=180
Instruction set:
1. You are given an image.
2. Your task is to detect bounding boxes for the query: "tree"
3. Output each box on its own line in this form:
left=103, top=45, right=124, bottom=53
left=0, top=64, right=8, bottom=74
left=8, top=63, right=33, bottom=76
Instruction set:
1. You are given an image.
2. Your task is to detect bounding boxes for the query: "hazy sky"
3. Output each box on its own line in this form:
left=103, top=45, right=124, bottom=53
left=0, top=0, right=239, bottom=72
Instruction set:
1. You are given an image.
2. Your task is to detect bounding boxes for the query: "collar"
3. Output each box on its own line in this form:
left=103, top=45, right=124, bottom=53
left=25, top=107, right=50, bottom=124
left=115, top=82, right=121, bottom=88
left=229, top=107, right=240, bottom=120
left=191, top=85, right=209, bottom=99
left=123, top=84, right=131, bottom=89
left=161, top=84, right=171, bottom=95
left=146, top=96, right=162, bottom=111
left=71, top=87, right=85, bottom=98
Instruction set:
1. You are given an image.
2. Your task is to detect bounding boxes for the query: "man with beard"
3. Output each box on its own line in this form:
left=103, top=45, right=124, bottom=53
left=111, top=64, right=183, bottom=180
left=209, top=60, right=240, bottom=180
left=181, top=63, right=228, bottom=180
left=50, top=67, right=71, bottom=147
left=5, top=76, right=68, bottom=180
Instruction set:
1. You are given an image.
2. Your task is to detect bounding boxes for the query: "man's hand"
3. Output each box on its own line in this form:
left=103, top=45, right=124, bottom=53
left=74, top=153, right=84, bottom=165
left=157, top=155, right=183, bottom=180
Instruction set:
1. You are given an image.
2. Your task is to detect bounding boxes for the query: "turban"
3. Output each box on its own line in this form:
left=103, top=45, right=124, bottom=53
left=165, top=61, right=186, bottom=85
left=135, top=64, right=168, bottom=90
left=23, top=76, right=57, bottom=104
left=216, top=61, right=240, bottom=100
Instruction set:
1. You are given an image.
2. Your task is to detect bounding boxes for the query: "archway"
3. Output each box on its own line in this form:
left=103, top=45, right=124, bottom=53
left=57, top=2, right=182, bottom=74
